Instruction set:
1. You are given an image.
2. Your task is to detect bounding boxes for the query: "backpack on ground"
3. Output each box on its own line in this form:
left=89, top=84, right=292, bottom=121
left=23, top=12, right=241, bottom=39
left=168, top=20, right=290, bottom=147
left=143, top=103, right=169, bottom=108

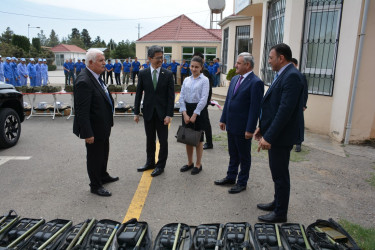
left=254, top=223, right=287, bottom=250
left=222, top=222, right=258, bottom=250
left=153, top=223, right=192, bottom=250
left=80, top=219, right=120, bottom=250
left=192, top=223, right=224, bottom=250
left=117, top=218, right=152, bottom=250
left=279, top=223, right=311, bottom=250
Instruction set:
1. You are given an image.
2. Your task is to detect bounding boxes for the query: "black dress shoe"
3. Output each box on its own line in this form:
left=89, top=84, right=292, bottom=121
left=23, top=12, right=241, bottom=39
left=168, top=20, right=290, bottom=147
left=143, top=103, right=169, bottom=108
left=180, top=163, right=194, bottom=172
left=214, top=177, right=236, bottom=185
left=257, top=201, right=276, bottom=211
left=228, top=183, right=246, bottom=194
left=191, top=165, right=202, bottom=175
left=258, top=212, right=287, bottom=223
left=90, top=187, right=112, bottom=197
left=151, top=167, right=164, bottom=177
left=137, top=164, right=155, bottom=172
left=102, top=176, right=119, bottom=184
left=203, top=143, right=213, bottom=150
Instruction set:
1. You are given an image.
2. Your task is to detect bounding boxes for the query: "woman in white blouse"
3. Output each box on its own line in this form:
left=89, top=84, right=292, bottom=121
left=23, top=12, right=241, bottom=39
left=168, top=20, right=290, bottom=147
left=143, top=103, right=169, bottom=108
left=178, top=56, right=210, bottom=175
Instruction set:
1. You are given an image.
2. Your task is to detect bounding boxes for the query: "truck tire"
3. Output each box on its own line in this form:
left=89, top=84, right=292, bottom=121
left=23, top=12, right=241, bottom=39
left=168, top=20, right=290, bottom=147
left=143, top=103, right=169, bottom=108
left=0, top=108, right=22, bottom=148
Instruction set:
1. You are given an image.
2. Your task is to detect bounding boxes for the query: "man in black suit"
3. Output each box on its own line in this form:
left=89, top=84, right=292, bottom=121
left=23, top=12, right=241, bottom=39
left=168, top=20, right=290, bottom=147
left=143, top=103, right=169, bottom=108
left=73, top=48, right=119, bottom=197
left=134, top=45, right=175, bottom=177
left=254, top=43, right=304, bottom=222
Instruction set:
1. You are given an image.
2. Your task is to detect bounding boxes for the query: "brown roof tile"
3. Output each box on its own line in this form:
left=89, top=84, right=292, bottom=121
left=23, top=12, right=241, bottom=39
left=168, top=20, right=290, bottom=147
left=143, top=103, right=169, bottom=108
left=137, top=15, right=221, bottom=42
left=51, top=44, right=86, bottom=53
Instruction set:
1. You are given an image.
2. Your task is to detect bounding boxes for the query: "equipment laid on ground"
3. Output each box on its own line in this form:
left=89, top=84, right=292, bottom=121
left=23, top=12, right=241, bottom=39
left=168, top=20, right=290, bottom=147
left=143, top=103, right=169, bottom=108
left=222, top=222, right=258, bottom=250
left=80, top=219, right=120, bottom=250
left=15, top=219, right=72, bottom=249
left=254, top=223, right=286, bottom=249
left=280, top=223, right=311, bottom=250
left=0, top=210, right=20, bottom=245
left=0, top=217, right=45, bottom=249
left=153, top=223, right=192, bottom=250
left=192, top=223, right=224, bottom=250
left=117, top=218, right=151, bottom=250
left=54, top=218, right=97, bottom=250
left=306, top=219, right=360, bottom=250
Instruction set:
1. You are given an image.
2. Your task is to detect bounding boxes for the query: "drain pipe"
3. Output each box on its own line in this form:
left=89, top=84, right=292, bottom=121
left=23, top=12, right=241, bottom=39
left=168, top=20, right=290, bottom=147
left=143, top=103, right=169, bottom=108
left=344, top=0, right=370, bottom=144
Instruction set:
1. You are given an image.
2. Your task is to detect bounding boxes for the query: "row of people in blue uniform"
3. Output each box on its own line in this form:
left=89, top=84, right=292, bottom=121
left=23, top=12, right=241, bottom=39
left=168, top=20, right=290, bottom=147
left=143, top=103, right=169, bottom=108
left=63, top=58, right=87, bottom=85
left=0, top=55, right=48, bottom=86
left=96, top=57, right=221, bottom=86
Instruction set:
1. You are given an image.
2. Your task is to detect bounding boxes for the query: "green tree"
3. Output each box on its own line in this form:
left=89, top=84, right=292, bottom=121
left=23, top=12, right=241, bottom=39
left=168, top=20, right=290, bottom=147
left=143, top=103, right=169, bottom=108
left=0, top=27, right=14, bottom=44
left=69, top=28, right=81, bottom=40
left=0, top=42, right=24, bottom=58
left=47, top=29, right=59, bottom=47
left=37, top=30, right=47, bottom=46
left=32, top=37, right=41, bottom=52
left=11, top=34, right=30, bottom=52
left=81, top=29, right=91, bottom=49
left=112, top=40, right=135, bottom=59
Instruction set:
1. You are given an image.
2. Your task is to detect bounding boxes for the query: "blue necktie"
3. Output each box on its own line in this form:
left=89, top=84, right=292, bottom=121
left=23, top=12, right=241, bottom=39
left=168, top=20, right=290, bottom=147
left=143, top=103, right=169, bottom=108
left=98, top=77, right=113, bottom=111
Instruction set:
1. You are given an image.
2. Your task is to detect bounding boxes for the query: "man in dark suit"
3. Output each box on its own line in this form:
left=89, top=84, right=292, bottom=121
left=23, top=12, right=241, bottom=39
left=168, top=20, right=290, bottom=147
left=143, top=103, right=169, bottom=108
left=215, top=52, right=264, bottom=194
left=291, top=58, right=308, bottom=152
left=73, top=48, right=119, bottom=197
left=254, top=43, right=304, bottom=222
left=134, top=45, right=175, bottom=177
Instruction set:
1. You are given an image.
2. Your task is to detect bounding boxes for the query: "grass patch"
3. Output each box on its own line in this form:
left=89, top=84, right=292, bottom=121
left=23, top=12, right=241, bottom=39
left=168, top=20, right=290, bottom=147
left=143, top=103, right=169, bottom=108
left=290, top=145, right=310, bottom=162
left=366, top=164, right=375, bottom=187
left=212, top=132, right=228, bottom=149
left=339, top=219, right=375, bottom=250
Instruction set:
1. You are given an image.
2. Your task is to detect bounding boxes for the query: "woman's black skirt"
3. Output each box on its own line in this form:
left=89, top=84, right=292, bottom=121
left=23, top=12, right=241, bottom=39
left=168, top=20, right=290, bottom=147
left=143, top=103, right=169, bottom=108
left=181, top=102, right=206, bottom=142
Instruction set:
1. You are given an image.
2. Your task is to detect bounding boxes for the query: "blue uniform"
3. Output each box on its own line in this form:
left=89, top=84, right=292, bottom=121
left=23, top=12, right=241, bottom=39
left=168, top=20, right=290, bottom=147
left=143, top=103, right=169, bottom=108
left=11, top=62, right=20, bottom=86
left=75, top=62, right=82, bottom=74
left=132, top=61, right=140, bottom=72
left=181, top=62, right=189, bottom=74
left=0, top=62, right=4, bottom=82
left=17, top=63, right=28, bottom=86
left=213, top=62, right=220, bottom=87
left=170, top=62, right=180, bottom=73
left=81, top=62, right=86, bottom=69
left=162, top=62, right=169, bottom=69
left=105, top=63, right=113, bottom=71
left=3, top=62, right=14, bottom=85
left=41, top=63, right=48, bottom=85
left=142, top=63, right=149, bottom=69
left=113, top=62, right=122, bottom=73
left=35, top=63, right=43, bottom=86
left=123, top=62, right=131, bottom=73
left=28, top=63, right=36, bottom=86
left=68, top=62, right=75, bottom=85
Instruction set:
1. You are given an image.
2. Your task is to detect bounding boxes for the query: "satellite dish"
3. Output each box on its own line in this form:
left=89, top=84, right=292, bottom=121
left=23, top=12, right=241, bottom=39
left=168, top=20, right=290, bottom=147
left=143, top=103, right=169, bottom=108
left=208, top=0, right=226, bottom=14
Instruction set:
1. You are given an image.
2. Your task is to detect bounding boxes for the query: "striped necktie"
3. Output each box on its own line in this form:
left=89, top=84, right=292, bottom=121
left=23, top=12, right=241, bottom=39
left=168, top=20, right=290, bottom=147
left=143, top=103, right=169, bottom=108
left=98, top=77, right=113, bottom=111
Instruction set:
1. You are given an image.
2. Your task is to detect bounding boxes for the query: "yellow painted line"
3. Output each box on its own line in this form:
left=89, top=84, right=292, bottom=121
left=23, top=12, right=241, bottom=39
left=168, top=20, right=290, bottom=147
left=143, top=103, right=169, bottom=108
left=122, top=93, right=179, bottom=222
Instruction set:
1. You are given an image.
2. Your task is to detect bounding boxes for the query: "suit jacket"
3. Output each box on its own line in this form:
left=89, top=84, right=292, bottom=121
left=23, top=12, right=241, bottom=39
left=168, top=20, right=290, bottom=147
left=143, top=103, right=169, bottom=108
left=220, top=72, right=264, bottom=136
left=134, top=67, right=175, bottom=122
left=260, top=64, right=304, bottom=146
left=73, top=68, right=114, bottom=140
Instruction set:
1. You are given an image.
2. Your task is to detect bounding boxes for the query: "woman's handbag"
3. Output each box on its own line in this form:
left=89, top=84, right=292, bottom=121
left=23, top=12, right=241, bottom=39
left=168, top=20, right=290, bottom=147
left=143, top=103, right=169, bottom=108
left=176, top=125, right=203, bottom=147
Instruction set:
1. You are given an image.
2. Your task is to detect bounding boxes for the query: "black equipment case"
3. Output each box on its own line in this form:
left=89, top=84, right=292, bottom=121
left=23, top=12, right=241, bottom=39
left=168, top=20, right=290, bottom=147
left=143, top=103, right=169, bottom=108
left=153, top=223, right=192, bottom=250
left=117, top=218, right=151, bottom=250
left=222, top=222, right=258, bottom=250
left=192, top=223, right=224, bottom=250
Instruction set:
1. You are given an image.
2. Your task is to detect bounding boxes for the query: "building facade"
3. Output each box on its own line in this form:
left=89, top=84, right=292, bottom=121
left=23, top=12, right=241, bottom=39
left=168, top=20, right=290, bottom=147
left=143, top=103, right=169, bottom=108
left=51, top=44, right=86, bottom=69
left=220, top=0, right=374, bottom=143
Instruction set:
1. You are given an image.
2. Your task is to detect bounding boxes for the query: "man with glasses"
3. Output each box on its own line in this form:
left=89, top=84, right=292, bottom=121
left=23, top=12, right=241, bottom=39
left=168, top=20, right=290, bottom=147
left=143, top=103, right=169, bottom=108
left=134, top=45, right=175, bottom=177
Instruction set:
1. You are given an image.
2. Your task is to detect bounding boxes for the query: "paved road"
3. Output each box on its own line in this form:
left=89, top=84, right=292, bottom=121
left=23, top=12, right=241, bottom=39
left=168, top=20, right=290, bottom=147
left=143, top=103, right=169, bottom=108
left=1, top=103, right=374, bottom=240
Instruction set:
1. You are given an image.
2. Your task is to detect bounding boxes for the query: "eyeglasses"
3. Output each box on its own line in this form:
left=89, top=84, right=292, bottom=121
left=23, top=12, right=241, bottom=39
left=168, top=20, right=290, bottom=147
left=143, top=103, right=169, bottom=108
left=153, top=56, right=163, bottom=61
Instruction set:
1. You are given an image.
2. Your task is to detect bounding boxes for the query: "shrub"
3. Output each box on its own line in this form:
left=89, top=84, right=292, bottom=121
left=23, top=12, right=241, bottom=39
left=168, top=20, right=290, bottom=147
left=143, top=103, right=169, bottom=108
left=64, top=85, right=74, bottom=92
left=126, top=85, right=137, bottom=92
left=41, top=85, right=61, bottom=93
left=174, top=84, right=181, bottom=92
left=48, top=65, right=57, bottom=71
left=107, top=85, right=124, bottom=92
left=226, top=68, right=237, bottom=81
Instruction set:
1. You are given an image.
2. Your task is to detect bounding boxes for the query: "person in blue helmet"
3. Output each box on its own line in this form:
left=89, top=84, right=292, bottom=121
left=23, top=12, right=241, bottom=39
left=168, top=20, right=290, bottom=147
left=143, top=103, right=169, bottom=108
left=113, top=59, right=122, bottom=85
left=122, top=58, right=131, bottom=85
left=41, top=59, right=48, bottom=85
left=3, top=57, right=14, bottom=85
left=35, top=58, right=43, bottom=86
left=0, top=55, right=4, bottom=82
left=28, top=58, right=37, bottom=87
left=11, top=57, right=20, bottom=86
left=17, top=58, right=28, bottom=86
left=169, top=59, right=180, bottom=85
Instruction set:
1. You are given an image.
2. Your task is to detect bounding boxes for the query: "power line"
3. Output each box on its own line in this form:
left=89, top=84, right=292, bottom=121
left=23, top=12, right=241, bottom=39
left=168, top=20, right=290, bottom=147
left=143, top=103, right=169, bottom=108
left=0, top=10, right=209, bottom=22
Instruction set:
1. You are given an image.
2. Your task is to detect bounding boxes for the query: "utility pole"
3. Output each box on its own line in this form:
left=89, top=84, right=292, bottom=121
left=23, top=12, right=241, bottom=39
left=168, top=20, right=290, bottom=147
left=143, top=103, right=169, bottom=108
left=136, top=23, right=143, bottom=39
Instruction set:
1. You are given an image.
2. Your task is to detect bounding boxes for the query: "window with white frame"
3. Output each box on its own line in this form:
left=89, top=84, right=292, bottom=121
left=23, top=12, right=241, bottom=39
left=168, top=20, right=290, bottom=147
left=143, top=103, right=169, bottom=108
left=182, top=47, right=217, bottom=63
left=301, top=0, right=343, bottom=96
left=261, top=0, right=286, bottom=85
left=222, top=28, right=229, bottom=74
left=235, top=25, right=252, bottom=65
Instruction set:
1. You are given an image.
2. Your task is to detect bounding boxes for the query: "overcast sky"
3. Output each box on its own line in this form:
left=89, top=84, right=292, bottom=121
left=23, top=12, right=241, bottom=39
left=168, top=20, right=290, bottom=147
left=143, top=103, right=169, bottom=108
left=0, top=0, right=234, bottom=44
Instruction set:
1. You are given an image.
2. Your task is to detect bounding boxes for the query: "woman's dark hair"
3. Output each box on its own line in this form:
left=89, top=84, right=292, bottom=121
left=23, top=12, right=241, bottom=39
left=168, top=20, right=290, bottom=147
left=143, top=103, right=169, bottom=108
left=191, top=56, right=203, bottom=67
